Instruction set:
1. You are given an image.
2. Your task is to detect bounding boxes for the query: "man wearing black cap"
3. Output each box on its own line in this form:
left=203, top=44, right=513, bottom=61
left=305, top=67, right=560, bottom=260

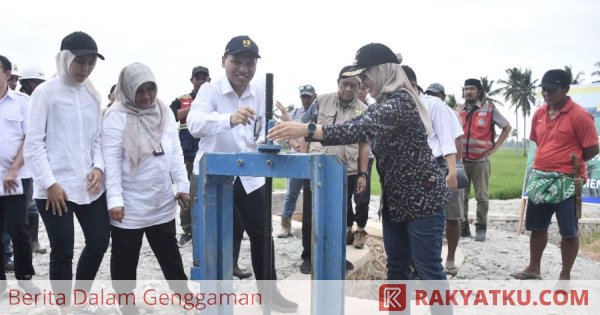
left=456, top=78, right=511, bottom=241
left=187, top=35, right=297, bottom=312
left=512, top=69, right=599, bottom=280
left=299, top=66, right=369, bottom=273
left=171, top=66, right=210, bottom=248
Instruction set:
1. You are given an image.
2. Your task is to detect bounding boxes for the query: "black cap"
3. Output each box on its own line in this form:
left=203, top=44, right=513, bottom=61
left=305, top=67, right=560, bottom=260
left=401, top=65, right=417, bottom=82
left=341, top=43, right=399, bottom=78
left=464, top=78, right=482, bottom=90
left=224, top=35, right=260, bottom=58
left=191, top=66, right=209, bottom=78
left=540, top=69, right=571, bottom=89
left=339, top=66, right=354, bottom=80
left=60, top=31, right=104, bottom=60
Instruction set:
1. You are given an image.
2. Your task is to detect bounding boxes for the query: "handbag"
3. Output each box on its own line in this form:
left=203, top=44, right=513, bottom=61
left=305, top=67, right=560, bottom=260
left=456, top=160, right=469, bottom=189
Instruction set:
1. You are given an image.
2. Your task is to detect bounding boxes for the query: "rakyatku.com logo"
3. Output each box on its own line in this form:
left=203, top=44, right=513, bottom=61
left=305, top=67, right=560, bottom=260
left=379, top=284, right=407, bottom=311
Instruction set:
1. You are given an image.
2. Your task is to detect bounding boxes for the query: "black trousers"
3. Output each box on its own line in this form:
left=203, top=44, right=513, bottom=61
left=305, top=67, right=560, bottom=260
left=111, top=219, right=187, bottom=294
left=353, top=158, right=374, bottom=229
left=37, top=193, right=110, bottom=305
left=0, top=178, right=35, bottom=280
left=232, top=178, right=276, bottom=280
left=301, top=175, right=357, bottom=259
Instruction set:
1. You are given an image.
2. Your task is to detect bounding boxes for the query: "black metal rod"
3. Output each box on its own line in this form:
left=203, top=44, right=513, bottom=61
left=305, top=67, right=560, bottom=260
left=263, top=73, right=274, bottom=282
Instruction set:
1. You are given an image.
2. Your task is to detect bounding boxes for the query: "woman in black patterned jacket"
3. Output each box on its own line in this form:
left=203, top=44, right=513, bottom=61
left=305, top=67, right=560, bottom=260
left=269, top=43, right=451, bottom=281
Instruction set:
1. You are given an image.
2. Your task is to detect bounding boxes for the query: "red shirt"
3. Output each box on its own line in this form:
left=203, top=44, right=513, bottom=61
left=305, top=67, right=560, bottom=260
left=530, top=97, right=598, bottom=177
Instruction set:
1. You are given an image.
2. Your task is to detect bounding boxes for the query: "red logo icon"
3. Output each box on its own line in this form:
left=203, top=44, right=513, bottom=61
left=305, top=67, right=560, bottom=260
left=379, top=284, right=407, bottom=311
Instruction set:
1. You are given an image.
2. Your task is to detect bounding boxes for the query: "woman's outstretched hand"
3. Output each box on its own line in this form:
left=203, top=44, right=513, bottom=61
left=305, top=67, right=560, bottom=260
left=268, top=121, right=308, bottom=142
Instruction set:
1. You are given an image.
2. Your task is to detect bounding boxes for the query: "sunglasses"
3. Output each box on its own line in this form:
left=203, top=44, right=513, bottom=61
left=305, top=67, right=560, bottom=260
left=299, top=85, right=314, bottom=92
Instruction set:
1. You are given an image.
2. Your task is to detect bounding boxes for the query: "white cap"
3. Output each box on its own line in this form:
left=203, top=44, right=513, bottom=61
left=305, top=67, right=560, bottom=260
left=8, top=58, right=20, bottom=77
left=19, top=65, right=46, bottom=81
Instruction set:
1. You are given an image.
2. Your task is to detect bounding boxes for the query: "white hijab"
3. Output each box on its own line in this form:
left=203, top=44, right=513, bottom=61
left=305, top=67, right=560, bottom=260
left=55, top=50, right=102, bottom=105
left=106, top=63, right=167, bottom=173
left=364, top=63, right=433, bottom=137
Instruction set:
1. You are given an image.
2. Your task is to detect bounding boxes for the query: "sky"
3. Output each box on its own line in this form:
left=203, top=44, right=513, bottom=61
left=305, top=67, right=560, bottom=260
left=3, top=0, right=600, bottom=139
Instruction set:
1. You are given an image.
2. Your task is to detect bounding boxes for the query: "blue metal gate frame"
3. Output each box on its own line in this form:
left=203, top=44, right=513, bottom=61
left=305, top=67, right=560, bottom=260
left=191, top=152, right=347, bottom=314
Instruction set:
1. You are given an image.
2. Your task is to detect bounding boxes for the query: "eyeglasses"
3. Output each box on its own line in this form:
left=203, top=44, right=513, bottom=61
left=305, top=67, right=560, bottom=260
left=299, top=85, right=314, bottom=92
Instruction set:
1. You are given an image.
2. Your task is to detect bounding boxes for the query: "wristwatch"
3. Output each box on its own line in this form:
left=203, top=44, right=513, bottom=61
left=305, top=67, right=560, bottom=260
left=358, top=171, right=368, bottom=178
left=306, top=122, right=316, bottom=141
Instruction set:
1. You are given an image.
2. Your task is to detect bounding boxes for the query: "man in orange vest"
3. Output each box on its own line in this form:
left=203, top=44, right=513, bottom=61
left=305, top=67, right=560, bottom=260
left=170, top=66, right=210, bottom=248
left=456, top=78, right=511, bottom=241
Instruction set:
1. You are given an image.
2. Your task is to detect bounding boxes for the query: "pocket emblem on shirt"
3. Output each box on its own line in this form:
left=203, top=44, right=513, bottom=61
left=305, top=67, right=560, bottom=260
left=478, top=119, right=486, bottom=126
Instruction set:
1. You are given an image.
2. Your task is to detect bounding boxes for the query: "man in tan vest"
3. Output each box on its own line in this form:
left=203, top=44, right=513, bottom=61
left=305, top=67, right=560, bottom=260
left=298, top=66, right=369, bottom=274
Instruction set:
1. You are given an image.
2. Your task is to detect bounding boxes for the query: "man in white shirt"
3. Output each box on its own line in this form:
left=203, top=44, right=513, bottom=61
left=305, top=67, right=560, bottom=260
left=0, top=55, right=39, bottom=294
left=187, top=35, right=297, bottom=313
left=425, top=82, right=466, bottom=275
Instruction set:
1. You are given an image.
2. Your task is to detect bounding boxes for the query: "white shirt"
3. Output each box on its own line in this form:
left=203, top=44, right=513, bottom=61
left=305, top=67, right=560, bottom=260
left=102, top=109, right=190, bottom=229
left=420, top=94, right=463, bottom=158
left=187, top=76, right=266, bottom=194
left=0, top=88, right=30, bottom=181
left=24, top=77, right=105, bottom=205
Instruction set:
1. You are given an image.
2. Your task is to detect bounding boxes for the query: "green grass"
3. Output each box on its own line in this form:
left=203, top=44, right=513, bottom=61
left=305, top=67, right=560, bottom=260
left=273, top=177, right=286, bottom=190
left=486, top=148, right=527, bottom=199
left=273, top=148, right=526, bottom=200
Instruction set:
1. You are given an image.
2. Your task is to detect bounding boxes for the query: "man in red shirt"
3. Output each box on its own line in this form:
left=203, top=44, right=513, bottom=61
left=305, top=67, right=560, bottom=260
left=512, top=69, right=599, bottom=280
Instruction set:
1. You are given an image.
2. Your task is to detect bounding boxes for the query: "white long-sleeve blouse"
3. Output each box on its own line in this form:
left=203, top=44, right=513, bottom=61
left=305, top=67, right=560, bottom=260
left=101, top=109, right=190, bottom=229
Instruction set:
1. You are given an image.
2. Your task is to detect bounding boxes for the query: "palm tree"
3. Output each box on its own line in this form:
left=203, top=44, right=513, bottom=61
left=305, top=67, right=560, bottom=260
left=592, top=61, right=600, bottom=84
left=564, top=65, right=585, bottom=84
left=480, top=76, right=504, bottom=106
left=516, top=69, right=537, bottom=156
left=498, top=68, right=522, bottom=153
left=446, top=94, right=458, bottom=109
left=499, top=67, right=537, bottom=156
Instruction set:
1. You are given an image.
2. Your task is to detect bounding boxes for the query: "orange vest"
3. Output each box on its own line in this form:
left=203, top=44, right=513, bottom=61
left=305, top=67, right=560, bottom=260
left=178, top=95, right=193, bottom=125
left=457, top=103, right=495, bottom=160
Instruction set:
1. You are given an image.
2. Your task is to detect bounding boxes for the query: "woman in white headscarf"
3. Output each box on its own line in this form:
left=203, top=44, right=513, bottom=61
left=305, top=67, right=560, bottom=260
left=102, top=63, right=190, bottom=313
left=269, top=43, right=451, bottom=283
left=24, top=31, right=109, bottom=310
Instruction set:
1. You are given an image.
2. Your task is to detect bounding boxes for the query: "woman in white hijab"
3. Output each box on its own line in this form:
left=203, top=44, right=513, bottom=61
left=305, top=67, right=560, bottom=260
left=269, top=43, right=452, bottom=284
left=24, top=31, right=109, bottom=310
left=102, top=63, right=190, bottom=313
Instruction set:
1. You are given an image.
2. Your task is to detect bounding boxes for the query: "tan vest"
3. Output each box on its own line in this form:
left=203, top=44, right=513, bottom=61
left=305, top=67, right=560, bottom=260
left=309, top=92, right=367, bottom=174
